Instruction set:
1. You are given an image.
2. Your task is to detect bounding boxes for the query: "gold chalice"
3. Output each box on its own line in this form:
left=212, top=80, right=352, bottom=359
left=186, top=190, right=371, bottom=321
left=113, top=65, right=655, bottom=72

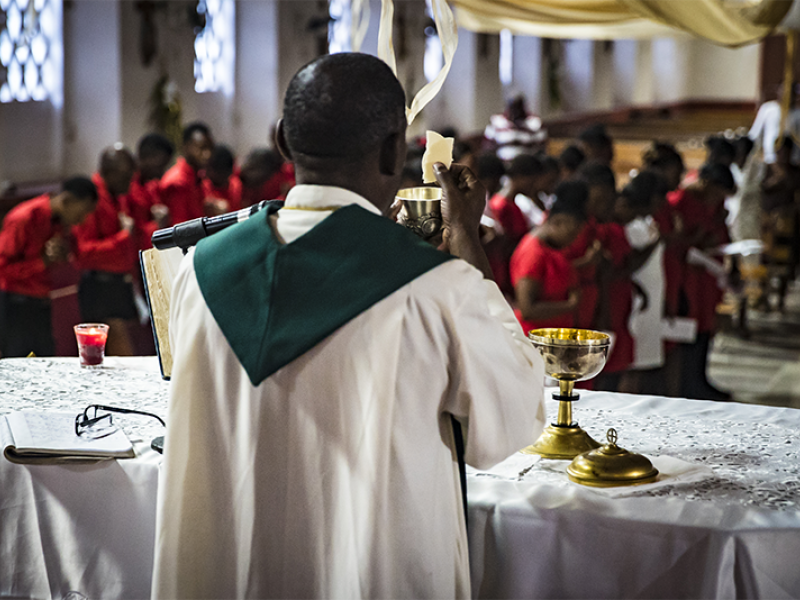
left=396, top=187, right=443, bottom=241
left=522, top=328, right=611, bottom=459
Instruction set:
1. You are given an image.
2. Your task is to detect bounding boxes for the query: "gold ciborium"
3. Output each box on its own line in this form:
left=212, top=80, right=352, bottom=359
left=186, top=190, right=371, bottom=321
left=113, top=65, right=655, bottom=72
left=522, top=328, right=611, bottom=459
left=396, top=187, right=443, bottom=241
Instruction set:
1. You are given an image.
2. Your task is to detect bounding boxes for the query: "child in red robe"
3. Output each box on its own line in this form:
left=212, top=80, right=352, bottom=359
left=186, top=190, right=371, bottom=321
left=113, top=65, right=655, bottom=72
left=202, top=145, right=242, bottom=213
left=0, top=177, right=98, bottom=357
left=490, top=154, right=556, bottom=296
left=161, top=122, right=214, bottom=224
left=560, top=162, right=617, bottom=329
left=669, top=163, right=735, bottom=400
left=510, top=181, right=587, bottom=334
left=128, top=133, right=174, bottom=251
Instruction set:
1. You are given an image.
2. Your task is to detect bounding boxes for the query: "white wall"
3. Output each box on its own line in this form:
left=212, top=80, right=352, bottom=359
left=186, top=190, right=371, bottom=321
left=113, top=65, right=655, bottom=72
left=63, top=0, right=122, bottom=175
left=425, top=30, right=505, bottom=136
left=549, top=36, right=759, bottom=117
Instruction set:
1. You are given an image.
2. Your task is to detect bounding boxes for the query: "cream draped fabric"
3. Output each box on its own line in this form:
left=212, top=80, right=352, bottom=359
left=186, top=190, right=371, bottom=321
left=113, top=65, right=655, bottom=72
left=453, top=0, right=793, bottom=47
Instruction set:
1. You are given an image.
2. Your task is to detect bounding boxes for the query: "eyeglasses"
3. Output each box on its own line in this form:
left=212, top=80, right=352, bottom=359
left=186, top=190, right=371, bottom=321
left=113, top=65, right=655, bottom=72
left=75, top=404, right=166, bottom=440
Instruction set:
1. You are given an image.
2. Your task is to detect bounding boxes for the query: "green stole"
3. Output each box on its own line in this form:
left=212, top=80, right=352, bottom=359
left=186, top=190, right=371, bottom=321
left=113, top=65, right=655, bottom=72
left=194, top=203, right=453, bottom=386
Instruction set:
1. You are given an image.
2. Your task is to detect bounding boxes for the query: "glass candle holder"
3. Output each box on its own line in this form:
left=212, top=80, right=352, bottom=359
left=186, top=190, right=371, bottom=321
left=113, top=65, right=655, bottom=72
left=74, top=323, right=110, bottom=367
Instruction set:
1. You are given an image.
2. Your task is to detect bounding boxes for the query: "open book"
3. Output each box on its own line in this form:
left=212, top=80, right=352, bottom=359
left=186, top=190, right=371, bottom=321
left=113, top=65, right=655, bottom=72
left=2, top=411, right=135, bottom=465
left=140, top=247, right=184, bottom=379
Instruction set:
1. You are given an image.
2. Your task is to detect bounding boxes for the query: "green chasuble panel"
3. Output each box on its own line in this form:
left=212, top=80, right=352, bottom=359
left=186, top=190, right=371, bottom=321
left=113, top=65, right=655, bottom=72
left=194, top=203, right=453, bottom=386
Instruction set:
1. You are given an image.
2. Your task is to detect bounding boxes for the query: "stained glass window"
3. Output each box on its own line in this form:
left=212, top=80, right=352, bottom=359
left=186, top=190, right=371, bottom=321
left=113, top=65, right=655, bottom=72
left=194, top=0, right=234, bottom=95
left=0, top=0, right=61, bottom=104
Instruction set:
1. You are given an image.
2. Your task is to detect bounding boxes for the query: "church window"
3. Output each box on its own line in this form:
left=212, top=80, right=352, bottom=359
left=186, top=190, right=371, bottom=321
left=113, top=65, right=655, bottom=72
left=193, top=0, right=234, bottom=95
left=328, top=0, right=351, bottom=54
left=0, top=0, right=61, bottom=105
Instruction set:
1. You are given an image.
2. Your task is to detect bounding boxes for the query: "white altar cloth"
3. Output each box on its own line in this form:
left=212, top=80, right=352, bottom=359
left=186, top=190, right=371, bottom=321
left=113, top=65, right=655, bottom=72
left=467, top=391, right=800, bottom=599
left=2, top=358, right=800, bottom=599
left=0, top=357, right=167, bottom=600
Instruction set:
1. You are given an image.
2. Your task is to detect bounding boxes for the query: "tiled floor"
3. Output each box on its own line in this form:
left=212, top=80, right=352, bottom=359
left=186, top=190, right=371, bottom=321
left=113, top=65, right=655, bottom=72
left=709, top=283, right=800, bottom=408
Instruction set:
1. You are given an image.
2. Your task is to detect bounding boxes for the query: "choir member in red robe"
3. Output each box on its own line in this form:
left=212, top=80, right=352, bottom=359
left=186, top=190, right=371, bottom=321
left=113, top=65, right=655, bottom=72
left=669, top=163, right=735, bottom=400
left=643, top=142, right=687, bottom=397
left=202, top=144, right=242, bottom=212
left=161, top=122, right=215, bottom=224
left=129, top=133, right=174, bottom=250
left=560, top=162, right=617, bottom=329
left=489, top=154, right=555, bottom=295
left=239, top=148, right=287, bottom=207
left=510, top=181, right=587, bottom=334
left=0, top=178, right=97, bottom=357
left=74, top=146, right=140, bottom=356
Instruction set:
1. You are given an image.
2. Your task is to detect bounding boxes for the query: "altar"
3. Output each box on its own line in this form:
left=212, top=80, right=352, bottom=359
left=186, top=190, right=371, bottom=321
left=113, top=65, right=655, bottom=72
left=1, top=357, right=800, bottom=599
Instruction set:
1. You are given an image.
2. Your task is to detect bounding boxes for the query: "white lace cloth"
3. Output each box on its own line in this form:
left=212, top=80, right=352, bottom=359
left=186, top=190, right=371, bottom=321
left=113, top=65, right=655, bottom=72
left=467, top=388, right=800, bottom=599
left=0, top=356, right=169, bottom=446
left=468, top=387, right=800, bottom=512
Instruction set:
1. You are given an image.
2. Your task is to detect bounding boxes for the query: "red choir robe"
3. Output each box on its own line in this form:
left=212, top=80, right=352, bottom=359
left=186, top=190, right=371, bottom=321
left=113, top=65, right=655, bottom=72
left=202, top=176, right=242, bottom=212
left=161, top=157, right=206, bottom=225
left=241, top=162, right=296, bottom=208
left=128, top=173, right=165, bottom=251
left=73, top=174, right=137, bottom=275
left=597, top=222, right=634, bottom=373
left=0, top=194, right=66, bottom=298
left=510, top=233, right=577, bottom=334
left=489, top=192, right=529, bottom=246
left=489, top=191, right=531, bottom=296
left=560, top=219, right=602, bottom=329
left=668, top=189, right=730, bottom=333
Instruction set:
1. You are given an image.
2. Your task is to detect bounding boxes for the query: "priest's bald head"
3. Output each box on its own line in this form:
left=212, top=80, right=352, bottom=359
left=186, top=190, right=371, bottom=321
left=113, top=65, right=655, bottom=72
left=277, top=53, right=408, bottom=213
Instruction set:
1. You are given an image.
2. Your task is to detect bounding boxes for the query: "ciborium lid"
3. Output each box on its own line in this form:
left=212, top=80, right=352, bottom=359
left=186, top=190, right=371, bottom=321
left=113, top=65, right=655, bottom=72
left=567, top=428, right=659, bottom=487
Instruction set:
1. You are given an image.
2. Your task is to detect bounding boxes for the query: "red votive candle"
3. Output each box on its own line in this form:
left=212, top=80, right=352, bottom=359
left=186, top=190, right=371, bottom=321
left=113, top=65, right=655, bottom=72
left=74, top=323, right=109, bottom=367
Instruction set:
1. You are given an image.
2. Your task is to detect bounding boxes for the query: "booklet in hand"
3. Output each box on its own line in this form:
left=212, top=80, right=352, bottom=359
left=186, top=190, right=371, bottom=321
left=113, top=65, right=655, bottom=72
left=2, top=410, right=135, bottom=465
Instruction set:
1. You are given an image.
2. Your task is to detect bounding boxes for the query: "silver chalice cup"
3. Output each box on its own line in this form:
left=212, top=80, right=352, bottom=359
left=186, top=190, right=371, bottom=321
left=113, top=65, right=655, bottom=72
left=396, top=187, right=443, bottom=241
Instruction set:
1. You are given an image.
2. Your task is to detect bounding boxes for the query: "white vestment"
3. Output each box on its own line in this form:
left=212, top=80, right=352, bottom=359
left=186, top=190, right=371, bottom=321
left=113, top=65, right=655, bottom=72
left=626, top=216, right=665, bottom=370
left=152, top=185, right=546, bottom=599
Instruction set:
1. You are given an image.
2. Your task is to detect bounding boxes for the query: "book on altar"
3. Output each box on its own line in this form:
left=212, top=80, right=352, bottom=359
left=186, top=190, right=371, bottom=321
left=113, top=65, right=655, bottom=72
left=1, top=410, right=135, bottom=465
left=140, top=247, right=184, bottom=380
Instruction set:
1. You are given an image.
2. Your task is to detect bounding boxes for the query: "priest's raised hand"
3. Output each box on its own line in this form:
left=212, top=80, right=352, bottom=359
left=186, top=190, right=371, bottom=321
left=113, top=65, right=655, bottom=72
left=435, top=161, right=493, bottom=279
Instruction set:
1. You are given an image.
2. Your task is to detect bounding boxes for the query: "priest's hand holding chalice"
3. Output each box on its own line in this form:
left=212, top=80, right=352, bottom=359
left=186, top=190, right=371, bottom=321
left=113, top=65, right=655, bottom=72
left=397, top=132, right=494, bottom=280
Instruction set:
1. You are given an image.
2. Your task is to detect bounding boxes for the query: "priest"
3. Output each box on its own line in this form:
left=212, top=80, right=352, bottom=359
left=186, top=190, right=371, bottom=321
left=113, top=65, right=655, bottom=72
left=152, top=52, right=546, bottom=599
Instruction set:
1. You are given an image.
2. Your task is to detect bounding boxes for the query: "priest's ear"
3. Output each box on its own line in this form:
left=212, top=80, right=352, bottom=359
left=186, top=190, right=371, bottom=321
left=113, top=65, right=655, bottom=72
left=378, top=131, right=405, bottom=177
left=275, top=119, right=293, bottom=162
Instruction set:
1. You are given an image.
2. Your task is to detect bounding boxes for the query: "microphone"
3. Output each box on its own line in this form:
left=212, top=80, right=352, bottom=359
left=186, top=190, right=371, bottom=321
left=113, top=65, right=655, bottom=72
left=151, top=200, right=272, bottom=251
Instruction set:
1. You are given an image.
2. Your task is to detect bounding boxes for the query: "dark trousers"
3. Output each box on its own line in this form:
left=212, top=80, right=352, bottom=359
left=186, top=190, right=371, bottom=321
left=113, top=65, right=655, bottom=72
left=679, top=332, right=729, bottom=400
left=78, top=271, right=137, bottom=322
left=0, top=291, right=55, bottom=357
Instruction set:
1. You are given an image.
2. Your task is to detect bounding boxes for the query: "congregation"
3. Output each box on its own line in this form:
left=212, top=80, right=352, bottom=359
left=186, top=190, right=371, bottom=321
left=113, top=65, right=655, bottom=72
left=0, top=103, right=793, bottom=402
left=0, top=124, right=293, bottom=360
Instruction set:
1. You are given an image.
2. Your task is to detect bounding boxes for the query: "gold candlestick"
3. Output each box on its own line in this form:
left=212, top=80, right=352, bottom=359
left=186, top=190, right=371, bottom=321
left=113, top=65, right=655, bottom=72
left=522, top=328, right=610, bottom=459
